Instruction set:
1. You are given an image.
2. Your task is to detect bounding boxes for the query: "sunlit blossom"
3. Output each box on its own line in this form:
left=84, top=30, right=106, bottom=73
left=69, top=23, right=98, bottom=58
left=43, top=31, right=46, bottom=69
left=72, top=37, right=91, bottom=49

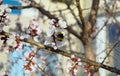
left=25, top=19, right=42, bottom=37
left=45, top=19, right=67, bottom=49
left=6, top=35, right=17, bottom=48
left=0, top=4, right=11, bottom=32
left=0, top=4, right=11, bottom=15
left=58, top=20, right=67, bottom=28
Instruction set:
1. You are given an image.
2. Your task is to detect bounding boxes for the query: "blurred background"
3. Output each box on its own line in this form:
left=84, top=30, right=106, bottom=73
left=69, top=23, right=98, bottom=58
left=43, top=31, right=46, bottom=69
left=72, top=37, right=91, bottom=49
left=0, top=0, right=120, bottom=76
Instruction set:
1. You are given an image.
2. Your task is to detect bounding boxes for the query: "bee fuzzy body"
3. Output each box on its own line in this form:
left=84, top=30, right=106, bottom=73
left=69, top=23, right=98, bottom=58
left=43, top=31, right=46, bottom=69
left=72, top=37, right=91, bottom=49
left=56, top=32, right=64, bottom=41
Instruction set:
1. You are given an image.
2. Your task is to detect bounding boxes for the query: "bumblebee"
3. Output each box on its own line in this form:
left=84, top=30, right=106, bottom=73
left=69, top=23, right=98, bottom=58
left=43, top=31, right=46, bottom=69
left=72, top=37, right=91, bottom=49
left=56, top=32, right=64, bottom=41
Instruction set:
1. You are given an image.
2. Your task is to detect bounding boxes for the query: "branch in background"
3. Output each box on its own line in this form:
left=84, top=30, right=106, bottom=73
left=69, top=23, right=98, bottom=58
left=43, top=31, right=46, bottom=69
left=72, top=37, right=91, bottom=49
left=65, top=26, right=84, bottom=42
left=88, top=0, right=99, bottom=27
left=1, top=31, right=120, bottom=74
left=75, top=0, right=85, bottom=29
left=10, top=5, right=32, bottom=10
left=50, top=8, right=68, bottom=12
left=81, top=1, right=100, bottom=65
left=82, top=0, right=100, bottom=45
left=104, top=0, right=120, bottom=27
left=67, top=32, right=72, bottom=52
left=93, top=18, right=109, bottom=39
left=68, top=6, right=82, bottom=28
left=101, top=38, right=120, bottom=64
left=65, top=1, right=82, bottom=28
left=83, top=0, right=100, bottom=37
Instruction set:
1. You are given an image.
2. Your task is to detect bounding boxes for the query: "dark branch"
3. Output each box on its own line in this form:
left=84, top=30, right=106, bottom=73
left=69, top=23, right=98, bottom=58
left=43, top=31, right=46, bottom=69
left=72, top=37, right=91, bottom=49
left=75, top=0, right=85, bottom=29
left=101, top=39, right=120, bottom=64
left=23, top=37, right=120, bottom=74
left=93, top=18, right=109, bottom=39
left=68, top=6, right=82, bottom=28
left=1, top=31, right=120, bottom=74
left=9, top=5, right=32, bottom=10
left=88, top=0, right=99, bottom=27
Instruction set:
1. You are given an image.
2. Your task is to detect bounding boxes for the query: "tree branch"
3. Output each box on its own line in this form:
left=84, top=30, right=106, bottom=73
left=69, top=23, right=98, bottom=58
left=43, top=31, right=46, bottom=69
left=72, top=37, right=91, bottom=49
left=83, top=0, right=100, bottom=38
left=101, top=38, right=120, bottom=64
left=68, top=6, right=82, bottom=28
left=88, top=0, right=99, bottom=28
left=93, top=18, right=109, bottom=39
left=15, top=36, right=120, bottom=74
left=75, top=0, right=85, bottom=28
left=1, top=31, right=120, bottom=74
left=10, top=5, right=32, bottom=9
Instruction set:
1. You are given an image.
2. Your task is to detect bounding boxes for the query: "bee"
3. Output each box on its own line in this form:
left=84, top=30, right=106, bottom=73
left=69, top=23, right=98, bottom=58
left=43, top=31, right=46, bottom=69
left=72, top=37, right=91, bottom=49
left=56, top=32, right=64, bottom=41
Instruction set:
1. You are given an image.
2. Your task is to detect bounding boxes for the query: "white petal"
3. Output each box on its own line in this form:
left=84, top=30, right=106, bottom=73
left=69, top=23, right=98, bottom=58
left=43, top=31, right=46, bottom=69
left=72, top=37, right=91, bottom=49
left=71, top=55, right=75, bottom=58
left=73, top=69, right=78, bottom=74
left=66, top=69, right=70, bottom=73
left=7, top=39, right=17, bottom=47
left=44, top=40, right=51, bottom=45
left=47, top=26, right=55, bottom=37
left=78, top=62, right=82, bottom=66
left=53, top=46, right=57, bottom=50
left=5, top=8, right=11, bottom=13
left=36, top=28, right=42, bottom=35
left=52, top=42, right=56, bottom=46
left=58, top=20, right=67, bottom=28
left=49, top=19, right=56, bottom=25
left=77, top=58, right=81, bottom=62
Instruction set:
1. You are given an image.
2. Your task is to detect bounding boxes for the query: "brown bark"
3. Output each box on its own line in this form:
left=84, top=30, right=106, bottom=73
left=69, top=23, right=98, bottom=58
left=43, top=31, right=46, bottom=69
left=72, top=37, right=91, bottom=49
left=83, top=0, right=100, bottom=76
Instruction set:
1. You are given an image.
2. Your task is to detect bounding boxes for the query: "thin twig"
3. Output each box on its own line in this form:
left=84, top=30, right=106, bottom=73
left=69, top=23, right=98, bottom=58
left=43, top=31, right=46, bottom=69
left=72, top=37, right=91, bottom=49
left=68, top=6, right=82, bottom=28
left=93, top=18, right=109, bottom=39
left=101, top=38, right=120, bottom=64
left=75, top=0, right=85, bottom=28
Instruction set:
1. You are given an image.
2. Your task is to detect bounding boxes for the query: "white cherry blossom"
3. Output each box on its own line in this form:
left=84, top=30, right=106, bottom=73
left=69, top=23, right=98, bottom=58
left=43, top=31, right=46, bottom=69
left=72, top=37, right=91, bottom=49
left=45, top=19, right=67, bottom=49
left=49, top=19, right=57, bottom=25
left=0, top=4, right=11, bottom=15
left=58, top=20, right=67, bottom=28
left=6, top=35, right=17, bottom=48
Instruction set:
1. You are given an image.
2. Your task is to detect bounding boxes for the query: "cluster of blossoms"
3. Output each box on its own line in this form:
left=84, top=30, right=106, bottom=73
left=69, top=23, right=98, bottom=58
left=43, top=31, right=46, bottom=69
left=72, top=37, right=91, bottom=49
left=0, top=4, right=11, bottom=32
left=25, top=19, right=42, bottom=38
left=44, top=19, right=67, bottom=49
left=0, top=18, right=42, bottom=52
left=66, top=55, right=91, bottom=76
left=66, top=55, right=82, bottom=76
left=0, top=32, right=24, bottom=53
left=23, top=51, right=36, bottom=72
left=6, top=34, right=18, bottom=51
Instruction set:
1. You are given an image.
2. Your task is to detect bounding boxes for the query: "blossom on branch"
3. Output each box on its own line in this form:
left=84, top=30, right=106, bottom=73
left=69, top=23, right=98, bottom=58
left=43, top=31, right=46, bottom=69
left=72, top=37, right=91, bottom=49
left=6, top=35, right=17, bottom=48
left=45, top=19, right=67, bottom=49
left=25, top=19, right=42, bottom=37
left=0, top=4, right=11, bottom=32
left=23, top=51, right=36, bottom=72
